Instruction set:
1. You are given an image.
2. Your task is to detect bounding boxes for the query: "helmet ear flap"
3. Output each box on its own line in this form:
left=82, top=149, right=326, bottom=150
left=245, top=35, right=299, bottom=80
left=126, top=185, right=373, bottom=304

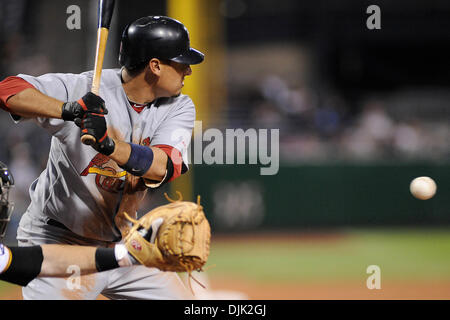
left=118, top=23, right=131, bottom=68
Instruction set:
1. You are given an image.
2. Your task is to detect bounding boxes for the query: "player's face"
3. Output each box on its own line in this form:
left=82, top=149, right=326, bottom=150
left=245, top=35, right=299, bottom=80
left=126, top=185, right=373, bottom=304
left=157, top=61, right=192, bottom=97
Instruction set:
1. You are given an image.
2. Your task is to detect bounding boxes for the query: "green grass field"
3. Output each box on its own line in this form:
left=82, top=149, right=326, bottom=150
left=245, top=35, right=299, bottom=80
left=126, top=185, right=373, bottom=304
left=207, top=228, right=450, bottom=284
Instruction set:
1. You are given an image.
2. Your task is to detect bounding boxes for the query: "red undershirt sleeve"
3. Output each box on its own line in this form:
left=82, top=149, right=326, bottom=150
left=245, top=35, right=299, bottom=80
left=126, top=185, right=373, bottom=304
left=0, top=76, right=35, bottom=112
left=152, top=144, right=183, bottom=182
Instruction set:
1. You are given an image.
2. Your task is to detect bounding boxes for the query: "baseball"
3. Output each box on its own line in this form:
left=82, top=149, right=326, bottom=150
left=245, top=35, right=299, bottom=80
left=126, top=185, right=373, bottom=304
left=409, top=176, right=437, bottom=200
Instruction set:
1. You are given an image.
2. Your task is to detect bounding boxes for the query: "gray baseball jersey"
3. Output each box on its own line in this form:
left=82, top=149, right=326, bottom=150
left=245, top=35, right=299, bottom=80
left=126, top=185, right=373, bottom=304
left=15, top=69, right=194, bottom=242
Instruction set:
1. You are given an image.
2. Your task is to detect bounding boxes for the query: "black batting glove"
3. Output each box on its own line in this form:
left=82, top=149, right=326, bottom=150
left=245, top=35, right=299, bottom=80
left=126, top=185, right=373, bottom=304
left=76, top=113, right=115, bottom=156
left=62, top=92, right=108, bottom=121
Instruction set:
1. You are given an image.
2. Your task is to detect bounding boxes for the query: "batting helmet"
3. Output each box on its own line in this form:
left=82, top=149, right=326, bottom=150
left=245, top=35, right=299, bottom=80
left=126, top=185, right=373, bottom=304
left=119, top=16, right=205, bottom=71
left=0, top=161, right=14, bottom=240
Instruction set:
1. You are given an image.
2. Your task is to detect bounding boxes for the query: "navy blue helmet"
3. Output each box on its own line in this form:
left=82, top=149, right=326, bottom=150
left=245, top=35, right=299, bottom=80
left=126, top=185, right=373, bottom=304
left=119, top=16, right=204, bottom=70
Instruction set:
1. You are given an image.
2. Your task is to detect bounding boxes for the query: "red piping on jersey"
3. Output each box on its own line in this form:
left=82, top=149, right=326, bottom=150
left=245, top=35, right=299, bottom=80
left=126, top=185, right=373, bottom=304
left=153, top=144, right=183, bottom=182
left=0, top=76, right=35, bottom=112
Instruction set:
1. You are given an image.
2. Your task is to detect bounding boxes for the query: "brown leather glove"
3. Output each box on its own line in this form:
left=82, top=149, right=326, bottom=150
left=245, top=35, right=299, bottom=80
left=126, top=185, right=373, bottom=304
left=124, top=193, right=211, bottom=274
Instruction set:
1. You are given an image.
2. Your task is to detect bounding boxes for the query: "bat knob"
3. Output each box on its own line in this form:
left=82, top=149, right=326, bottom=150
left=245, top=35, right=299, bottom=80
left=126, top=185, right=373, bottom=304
left=81, top=134, right=97, bottom=146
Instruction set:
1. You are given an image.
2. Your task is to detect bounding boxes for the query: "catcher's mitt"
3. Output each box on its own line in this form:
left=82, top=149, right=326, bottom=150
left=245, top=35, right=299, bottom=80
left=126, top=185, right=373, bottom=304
left=123, top=192, right=211, bottom=276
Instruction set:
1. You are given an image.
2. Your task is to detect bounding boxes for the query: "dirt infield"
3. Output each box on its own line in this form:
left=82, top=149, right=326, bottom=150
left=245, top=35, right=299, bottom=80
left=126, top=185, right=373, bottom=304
left=208, top=276, right=450, bottom=300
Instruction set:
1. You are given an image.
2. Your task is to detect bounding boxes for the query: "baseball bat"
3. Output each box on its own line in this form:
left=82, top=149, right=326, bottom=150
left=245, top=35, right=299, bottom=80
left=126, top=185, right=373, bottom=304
left=81, top=0, right=116, bottom=146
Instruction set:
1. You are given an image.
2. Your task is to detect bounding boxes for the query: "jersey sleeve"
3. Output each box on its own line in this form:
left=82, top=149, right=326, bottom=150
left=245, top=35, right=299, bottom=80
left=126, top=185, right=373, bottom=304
left=151, top=96, right=195, bottom=173
left=0, top=76, right=35, bottom=112
left=14, top=73, right=89, bottom=138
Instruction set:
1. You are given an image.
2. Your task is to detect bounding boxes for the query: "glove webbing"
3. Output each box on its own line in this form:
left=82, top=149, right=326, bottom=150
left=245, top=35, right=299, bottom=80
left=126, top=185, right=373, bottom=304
left=165, top=193, right=207, bottom=295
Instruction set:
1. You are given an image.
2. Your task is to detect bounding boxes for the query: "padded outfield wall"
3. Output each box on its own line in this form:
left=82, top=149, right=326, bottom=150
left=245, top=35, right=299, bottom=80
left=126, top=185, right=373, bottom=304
left=193, top=163, right=450, bottom=232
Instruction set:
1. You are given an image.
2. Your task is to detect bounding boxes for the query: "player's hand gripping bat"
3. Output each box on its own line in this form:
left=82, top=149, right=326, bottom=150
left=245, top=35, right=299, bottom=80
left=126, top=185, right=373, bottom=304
left=81, top=0, right=115, bottom=146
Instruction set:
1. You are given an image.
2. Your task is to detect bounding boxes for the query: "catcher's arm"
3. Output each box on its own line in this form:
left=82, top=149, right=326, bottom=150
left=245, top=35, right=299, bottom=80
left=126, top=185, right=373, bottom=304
left=0, top=243, right=138, bottom=286
left=39, top=245, right=98, bottom=277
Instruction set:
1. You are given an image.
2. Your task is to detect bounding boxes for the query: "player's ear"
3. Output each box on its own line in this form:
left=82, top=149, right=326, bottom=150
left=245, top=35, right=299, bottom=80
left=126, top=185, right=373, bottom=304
left=149, top=58, right=162, bottom=76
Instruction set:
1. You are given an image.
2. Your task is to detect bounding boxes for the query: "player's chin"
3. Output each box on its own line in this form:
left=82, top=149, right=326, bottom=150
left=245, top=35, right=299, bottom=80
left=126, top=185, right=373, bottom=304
left=160, top=88, right=182, bottom=99
left=171, top=88, right=183, bottom=97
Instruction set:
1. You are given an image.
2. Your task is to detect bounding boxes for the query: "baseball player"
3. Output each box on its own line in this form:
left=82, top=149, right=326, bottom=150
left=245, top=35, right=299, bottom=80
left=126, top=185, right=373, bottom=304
left=0, top=16, right=204, bottom=299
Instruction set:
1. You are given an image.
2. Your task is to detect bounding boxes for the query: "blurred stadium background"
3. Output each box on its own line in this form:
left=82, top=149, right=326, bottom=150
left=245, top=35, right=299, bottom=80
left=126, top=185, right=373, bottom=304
left=0, top=0, right=449, bottom=299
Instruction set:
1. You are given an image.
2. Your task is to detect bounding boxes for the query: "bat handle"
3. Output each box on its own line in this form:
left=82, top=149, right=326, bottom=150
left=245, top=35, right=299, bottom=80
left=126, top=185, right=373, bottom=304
left=81, top=88, right=99, bottom=146
left=81, top=134, right=97, bottom=145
